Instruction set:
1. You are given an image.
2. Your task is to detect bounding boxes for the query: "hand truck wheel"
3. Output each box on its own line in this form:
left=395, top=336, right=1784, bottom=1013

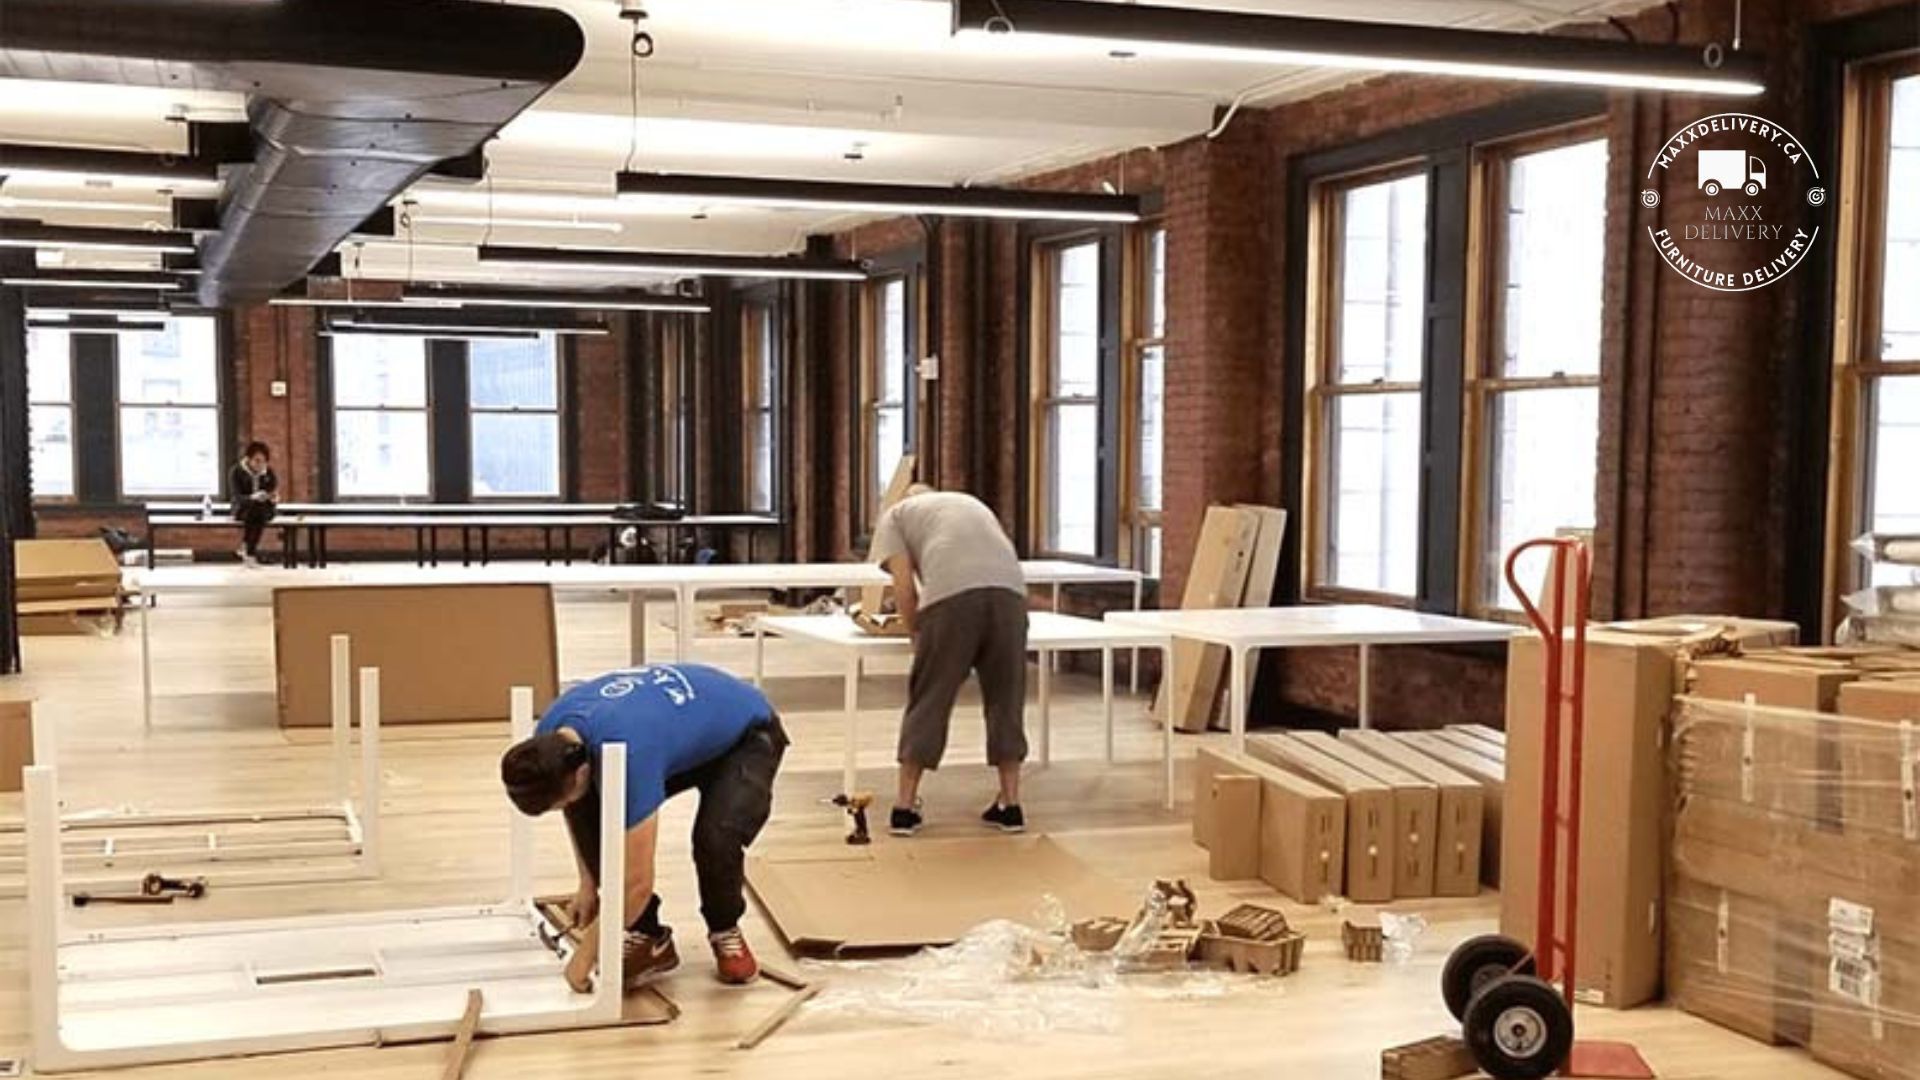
left=1462, top=974, right=1574, bottom=1080
left=1441, top=933, right=1537, bottom=1021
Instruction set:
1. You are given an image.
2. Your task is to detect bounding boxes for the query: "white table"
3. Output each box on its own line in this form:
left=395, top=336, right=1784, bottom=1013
left=751, top=611, right=1176, bottom=806
left=1106, top=605, right=1515, bottom=746
left=125, top=561, right=1145, bottom=725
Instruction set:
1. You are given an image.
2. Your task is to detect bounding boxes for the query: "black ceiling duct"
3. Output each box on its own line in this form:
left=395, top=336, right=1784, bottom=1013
left=0, top=0, right=585, bottom=308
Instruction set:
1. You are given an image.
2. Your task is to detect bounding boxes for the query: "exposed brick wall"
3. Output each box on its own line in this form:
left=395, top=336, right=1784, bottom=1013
left=570, top=322, right=629, bottom=503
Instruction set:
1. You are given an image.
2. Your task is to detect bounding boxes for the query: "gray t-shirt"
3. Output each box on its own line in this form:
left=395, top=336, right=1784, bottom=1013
left=870, top=492, right=1026, bottom=611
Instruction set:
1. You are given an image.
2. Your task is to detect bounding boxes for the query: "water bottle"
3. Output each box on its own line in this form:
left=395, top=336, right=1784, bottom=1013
left=201, top=494, right=213, bottom=520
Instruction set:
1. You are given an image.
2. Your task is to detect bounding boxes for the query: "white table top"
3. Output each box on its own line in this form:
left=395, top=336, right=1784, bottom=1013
left=150, top=513, right=779, bottom=529
left=150, top=502, right=625, bottom=516
left=758, top=610, right=1170, bottom=651
left=1106, top=604, right=1516, bottom=648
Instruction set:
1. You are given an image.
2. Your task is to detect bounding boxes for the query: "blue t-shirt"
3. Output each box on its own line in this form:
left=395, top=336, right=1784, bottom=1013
left=535, top=664, right=773, bottom=827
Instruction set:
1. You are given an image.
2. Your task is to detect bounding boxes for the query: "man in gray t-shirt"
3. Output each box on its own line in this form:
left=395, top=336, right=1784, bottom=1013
left=869, top=487, right=1030, bottom=836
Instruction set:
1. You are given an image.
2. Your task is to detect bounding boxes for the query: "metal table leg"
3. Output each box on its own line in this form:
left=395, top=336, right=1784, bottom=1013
left=1130, top=576, right=1143, bottom=695
left=1161, top=643, right=1177, bottom=809
left=139, top=600, right=154, bottom=731
left=1229, top=644, right=1251, bottom=753
left=1357, top=643, right=1372, bottom=730
left=1102, top=646, right=1115, bottom=764
left=1038, top=648, right=1052, bottom=768
left=842, top=651, right=860, bottom=798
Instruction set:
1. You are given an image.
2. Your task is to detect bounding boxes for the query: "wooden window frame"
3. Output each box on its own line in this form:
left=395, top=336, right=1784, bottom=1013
left=1303, top=160, right=1429, bottom=607
left=1458, top=121, right=1610, bottom=620
left=1120, top=222, right=1167, bottom=576
left=466, top=333, right=564, bottom=502
left=1824, top=51, right=1920, bottom=629
left=1028, top=230, right=1119, bottom=562
left=739, top=300, right=777, bottom=514
left=25, top=326, right=77, bottom=504
left=858, top=269, right=918, bottom=529
left=326, top=334, right=435, bottom=501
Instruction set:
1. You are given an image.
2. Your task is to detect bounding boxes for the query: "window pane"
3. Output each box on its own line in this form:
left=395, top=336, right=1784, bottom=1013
left=1485, top=387, right=1600, bottom=608
left=1501, top=139, right=1609, bottom=377
left=1145, top=525, right=1163, bottom=579
left=880, top=278, right=908, bottom=404
left=469, top=335, right=558, bottom=409
left=751, top=413, right=774, bottom=513
left=119, top=406, right=221, bottom=496
left=30, top=404, right=74, bottom=498
left=1337, top=175, right=1427, bottom=384
left=471, top=413, right=559, bottom=497
left=1138, top=343, right=1164, bottom=513
left=1882, top=74, right=1920, bottom=362
left=118, top=317, right=218, bottom=404
left=873, top=404, right=905, bottom=509
left=1328, top=392, right=1421, bottom=595
left=1146, top=228, right=1168, bottom=339
left=1047, top=401, right=1100, bottom=557
left=335, top=410, right=430, bottom=497
left=1869, top=375, right=1920, bottom=584
left=1052, top=240, right=1102, bottom=396
left=332, top=335, right=428, bottom=409
left=27, top=328, right=71, bottom=403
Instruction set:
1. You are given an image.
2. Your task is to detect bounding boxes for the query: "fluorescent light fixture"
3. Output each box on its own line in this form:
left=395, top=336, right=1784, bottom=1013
left=326, top=313, right=610, bottom=337
left=400, top=285, right=710, bottom=313
left=321, top=323, right=541, bottom=341
left=951, top=0, right=1767, bottom=97
left=29, top=315, right=166, bottom=331
left=269, top=295, right=460, bottom=309
left=0, top=143, right=221, bottom=184
left=616, top=171, right=1141, bottom=223
left=2, top=269, right=184, bottom=290
left=477, top=244, right=867, bottom=281
left=0, top=196, right=167, bottom=215
left=412, top=214, right=625, bottom=234
left=0, top=220, right=197, bottom=255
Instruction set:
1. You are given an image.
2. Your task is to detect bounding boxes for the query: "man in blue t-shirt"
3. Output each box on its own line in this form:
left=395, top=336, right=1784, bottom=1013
left=500, top=663, right=787, bottom=987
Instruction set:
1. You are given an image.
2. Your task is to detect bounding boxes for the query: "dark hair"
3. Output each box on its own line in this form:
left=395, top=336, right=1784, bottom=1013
left=243, top=441, right=271, bottom=460
left=500, top=733, right=589, bottom=816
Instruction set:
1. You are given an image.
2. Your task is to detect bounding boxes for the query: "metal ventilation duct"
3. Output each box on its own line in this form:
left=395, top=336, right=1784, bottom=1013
left=0, top=0, right=585, bottom=307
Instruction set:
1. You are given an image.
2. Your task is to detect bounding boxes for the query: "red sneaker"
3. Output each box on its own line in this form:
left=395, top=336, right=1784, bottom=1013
left=709, top=927, right=759, bottom=985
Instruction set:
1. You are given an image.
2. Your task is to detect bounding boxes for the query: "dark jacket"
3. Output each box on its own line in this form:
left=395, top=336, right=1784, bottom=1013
left=230, top=463, right=278, bottom=518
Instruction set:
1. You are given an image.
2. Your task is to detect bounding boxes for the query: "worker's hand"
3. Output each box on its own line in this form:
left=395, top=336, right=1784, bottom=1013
left=570, top=883, right=600, bottom=928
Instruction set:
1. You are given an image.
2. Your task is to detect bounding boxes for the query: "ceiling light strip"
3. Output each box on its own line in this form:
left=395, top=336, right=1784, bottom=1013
left=0, top=143, right=221, bottom=184
left=615, top=171, right=1142, bottom=223
left=400, top=286, right=709, bottom=313
left=2, top=269, right=184, bottom=291
left=0, top=220, right=197, bottom=255
left=476, top=244, right=866, bottom=281
left=950, top=0, right=1766, bottom=97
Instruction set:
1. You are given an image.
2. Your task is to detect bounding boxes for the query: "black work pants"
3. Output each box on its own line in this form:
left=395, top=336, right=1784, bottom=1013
left=235, top=501, right=275, bottom=556
left=563, top=716, right=787, bottom=936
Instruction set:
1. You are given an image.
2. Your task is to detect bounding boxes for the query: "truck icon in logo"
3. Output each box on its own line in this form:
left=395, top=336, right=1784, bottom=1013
left=1697, top=149, right=1767, bottom=197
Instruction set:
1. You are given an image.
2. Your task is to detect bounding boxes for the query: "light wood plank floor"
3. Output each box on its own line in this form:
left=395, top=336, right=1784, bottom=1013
left=0, top=594, right=1846, bottom=1078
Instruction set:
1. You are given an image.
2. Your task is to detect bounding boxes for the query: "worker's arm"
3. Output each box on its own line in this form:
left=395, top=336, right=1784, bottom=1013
left=886, top=553, right=920, bottom=633
left=620, top=812, right=661, bottom=927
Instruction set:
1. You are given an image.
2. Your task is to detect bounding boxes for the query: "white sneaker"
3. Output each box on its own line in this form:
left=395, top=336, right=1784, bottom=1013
left=240, top=554, right=261, bottom=569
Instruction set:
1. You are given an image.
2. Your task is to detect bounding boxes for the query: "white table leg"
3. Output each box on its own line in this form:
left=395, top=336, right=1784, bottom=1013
left=358, top=667, right=382, bottom=874
left=330, top=635, right=351, bottom=809
left=1230, top=645, right=1249, bottom=752
left=752, top=624, right=766, bottom=687
left=1129, top=576, right=1143, bottom=695
left=1357, top=643, right=1372, bottom=730
left=1038, top=648, right=1052, bottom=768
left=675, top=585, right=696, bottom=663
left=139, top=600, right=154, bottom=732
left=1162, top=643, right=1176, bottom=810
left=627, top=590, right=648, bottom=665
left=1050, top=584, right=1062, bottom=673
left=842, top=652, right=860, bottom=798
left=1102, top=646, right=1115, bottom=764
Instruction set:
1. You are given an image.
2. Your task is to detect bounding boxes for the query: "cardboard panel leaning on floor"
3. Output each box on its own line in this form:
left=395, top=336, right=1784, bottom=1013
left=1246, top=733, right=1395, bottom=903
left=0, top=699, right=32, bottom=794
left=1191, top=746, right=1345, bottom=903
left=274, top=584, right=559, bottom=727
left=1287, top=730, right=1438, bottom=899
left=1229, top=506, right=1289, bottom=727
left=1339, top=728, right=1484, bottom=897
left=1394, top=731, right=1504, bottom=887
left=1155, top=506, right=1260, bottom=734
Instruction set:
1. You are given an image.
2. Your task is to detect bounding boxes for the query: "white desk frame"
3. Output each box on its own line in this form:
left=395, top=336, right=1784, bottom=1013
left=750, top=611, right=1176, bottom=807
left=1107, top=605, right=1515, bottom=748
left=25, top=719, right=627, bottom=1073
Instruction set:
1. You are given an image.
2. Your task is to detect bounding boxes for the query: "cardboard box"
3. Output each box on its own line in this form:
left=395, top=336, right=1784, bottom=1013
left=273, top=584, right=559, bottom=727
left=18, top=597, right=122, bottom=636
left=1206, top=774, right=1262, bottom=880
left=1192, top=746, right=1345, bottom=903
left=1835, top=681, right=1920, bottom=843
left=1396, top=730, right=1504, bottom=887
left=0, top=699, right=32, bottom=794
left=1809, top=905, right=1920, bottom=1080
left=1504, top=628, right=1674, bottom=1009
left=1157, top=507, right=1260, bottom=733
left=1248, top=733, right=1395, bottom=903
left=1290, top=730, right=1438, bottom=899
left=1436, top=727, right=1505, bottom=764
left=14, top=538, right=121, bottom=600
left=1341, top=729, right=1484, bottom=897
left=1666, top=875, right=1815, bottom=1047
left=1690, top=657, right=1859, bottom=826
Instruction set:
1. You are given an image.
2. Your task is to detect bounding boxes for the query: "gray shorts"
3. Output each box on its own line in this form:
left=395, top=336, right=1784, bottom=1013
left=899, top=588, right=1029, bottom=769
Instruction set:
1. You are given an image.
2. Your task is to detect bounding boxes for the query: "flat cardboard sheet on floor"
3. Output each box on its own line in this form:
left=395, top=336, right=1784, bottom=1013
left=15, top=539, right=121, bottom=601
left=746, top=836, right=1131, bottom=956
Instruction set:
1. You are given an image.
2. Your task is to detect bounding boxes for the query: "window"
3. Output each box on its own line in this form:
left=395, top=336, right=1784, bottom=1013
left=1832, top=58, right=1920, bottom=596
left=1309, top=171, right=1428, bottom=598
left=1127, top=226, right=1167, bottom=575
left=26, top=327, right=75, bottom=499
left=1036, top=238, right=1104, bottom=558
left=1468, top=135, right=1608, bottom=612
left=331, top=335, right=430, bottom=498
left=865, top=275, right=912, bottom=520
left=657, top=320, right=688, bottom=506
left=117, top=317, right=222, bottom=497
left=741, top=303, right=776, bottom=514
left=468, top=334, right=560, bottom=498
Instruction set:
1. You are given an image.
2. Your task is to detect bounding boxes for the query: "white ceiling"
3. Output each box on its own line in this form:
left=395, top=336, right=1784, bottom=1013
left=0, top=0, right=1657, bottom=287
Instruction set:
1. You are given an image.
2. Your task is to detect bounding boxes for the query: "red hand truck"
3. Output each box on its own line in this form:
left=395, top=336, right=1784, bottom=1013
left=1437, top=537, right=1652, bottom=1080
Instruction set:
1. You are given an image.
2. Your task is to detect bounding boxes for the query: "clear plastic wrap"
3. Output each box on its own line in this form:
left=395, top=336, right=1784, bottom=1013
left=1669, top=694, right=1920, bottom=1080
left=1846, top=587, right=1920, bottom=618
left=1852, top=533, right=1920, bottom=568
left=1836, top=614, right=1920, bottom=650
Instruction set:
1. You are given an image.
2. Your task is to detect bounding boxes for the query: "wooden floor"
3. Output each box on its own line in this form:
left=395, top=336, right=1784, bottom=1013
left=0, top=592, right=1846, bottom=1078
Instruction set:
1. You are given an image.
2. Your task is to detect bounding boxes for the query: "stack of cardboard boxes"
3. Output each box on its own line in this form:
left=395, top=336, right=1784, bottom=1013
left=14, top=539, right=125, bottom=636
left=1671, top=647, right=1920, bottom=1080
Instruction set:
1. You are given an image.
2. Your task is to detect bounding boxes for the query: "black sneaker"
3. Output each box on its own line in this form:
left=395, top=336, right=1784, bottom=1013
left=981, top=802, right=1026, bottom=833
left=889, top=806, right=923, bottom=836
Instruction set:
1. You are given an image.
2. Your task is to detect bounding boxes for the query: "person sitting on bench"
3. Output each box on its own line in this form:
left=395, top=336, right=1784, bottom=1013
left=228, top=440, right=278, bottom=568
left=500, top=663, right=787, bottom=986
